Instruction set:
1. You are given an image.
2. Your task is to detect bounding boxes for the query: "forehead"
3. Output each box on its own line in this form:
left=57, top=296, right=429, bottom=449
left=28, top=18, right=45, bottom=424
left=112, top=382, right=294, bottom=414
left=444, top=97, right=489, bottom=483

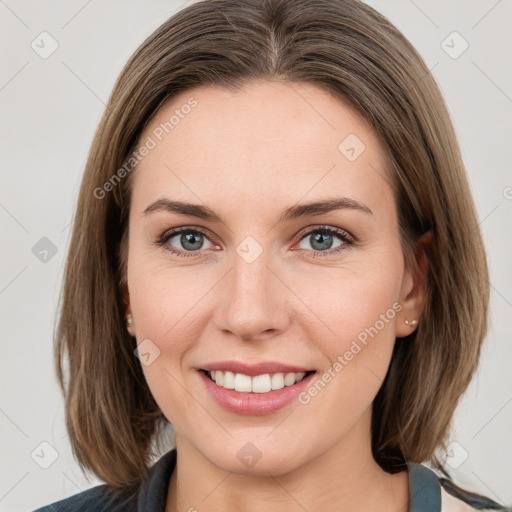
left=131, top=81, right=393, bottom=218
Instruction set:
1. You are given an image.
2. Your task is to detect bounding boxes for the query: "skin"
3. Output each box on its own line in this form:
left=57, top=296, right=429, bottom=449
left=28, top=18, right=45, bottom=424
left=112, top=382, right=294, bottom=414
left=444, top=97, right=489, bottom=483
left=123, top=81, right=429, bottom=512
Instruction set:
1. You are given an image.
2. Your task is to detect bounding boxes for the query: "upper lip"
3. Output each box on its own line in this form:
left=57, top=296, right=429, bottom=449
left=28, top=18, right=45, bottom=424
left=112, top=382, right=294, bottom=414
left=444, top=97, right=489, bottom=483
left=200, top=361, right=315, bottom=376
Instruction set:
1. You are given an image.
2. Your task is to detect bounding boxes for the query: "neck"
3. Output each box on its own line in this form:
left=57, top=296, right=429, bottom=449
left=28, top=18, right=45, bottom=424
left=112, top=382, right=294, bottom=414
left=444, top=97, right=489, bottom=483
left=165, top=410, right=410, bottom=512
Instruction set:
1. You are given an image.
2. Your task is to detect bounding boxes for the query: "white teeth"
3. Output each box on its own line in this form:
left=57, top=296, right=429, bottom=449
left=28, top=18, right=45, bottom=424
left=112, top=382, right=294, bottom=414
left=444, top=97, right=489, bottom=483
left=207, top=370, right=310, bottom=393
left=234, top=373, right=252, bottom=392
left=284, top=372, right=296, bottom=386
left=271, top=373, right=285, bottom=390
left=252, top=374, right=272, bottom=393
left=222, top=371, right=235, bottom=389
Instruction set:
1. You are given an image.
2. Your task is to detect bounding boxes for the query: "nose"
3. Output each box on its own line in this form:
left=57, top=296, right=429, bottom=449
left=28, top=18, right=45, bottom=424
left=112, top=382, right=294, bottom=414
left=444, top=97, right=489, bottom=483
left=212, top=246, right=291, bottom=341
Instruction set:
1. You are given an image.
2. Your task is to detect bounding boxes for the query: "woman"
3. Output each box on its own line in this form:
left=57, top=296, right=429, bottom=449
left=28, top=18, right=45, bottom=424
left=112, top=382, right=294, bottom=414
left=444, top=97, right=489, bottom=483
left=34, top=0, right=510, bottom=510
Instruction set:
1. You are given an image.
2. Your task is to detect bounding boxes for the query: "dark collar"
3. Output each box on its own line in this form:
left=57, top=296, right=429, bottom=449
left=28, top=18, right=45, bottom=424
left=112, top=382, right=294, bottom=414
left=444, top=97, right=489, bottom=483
left=136, top=448, right=177, bottom=512
left=136, top=449, right=441, bottom=512
left=407, top=461, right=442, bottom=511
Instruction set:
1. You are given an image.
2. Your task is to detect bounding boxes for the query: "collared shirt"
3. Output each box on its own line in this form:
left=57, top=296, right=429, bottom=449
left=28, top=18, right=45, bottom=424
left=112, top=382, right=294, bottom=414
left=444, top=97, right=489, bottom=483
left=32, top=449, right=505, bottom=512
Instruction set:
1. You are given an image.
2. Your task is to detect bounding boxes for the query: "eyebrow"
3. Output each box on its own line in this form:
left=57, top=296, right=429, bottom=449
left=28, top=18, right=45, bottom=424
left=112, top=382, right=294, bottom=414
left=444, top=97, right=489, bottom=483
left=143, top=197, right=373, bottom=223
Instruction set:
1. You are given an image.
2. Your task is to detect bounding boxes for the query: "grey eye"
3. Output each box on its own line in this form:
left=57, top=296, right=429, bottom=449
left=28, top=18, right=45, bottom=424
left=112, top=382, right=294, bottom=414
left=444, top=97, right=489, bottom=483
left=168, top=231, right=213, bottom=251
left=298, top=231, right=344, bottom=251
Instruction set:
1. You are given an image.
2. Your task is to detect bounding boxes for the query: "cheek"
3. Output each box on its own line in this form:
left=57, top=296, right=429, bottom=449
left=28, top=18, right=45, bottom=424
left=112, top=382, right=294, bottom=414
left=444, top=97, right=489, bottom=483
left=127, top=264, right=207, bottom=425
left=127, top=243, right=217, bottom=340
left=126, top=251, right=225, bottom=417
left=291, top=256, right=404, bottom=425
left=295, top=282, right=401, bottom=439
left=295, top=256, right=403, bottom=356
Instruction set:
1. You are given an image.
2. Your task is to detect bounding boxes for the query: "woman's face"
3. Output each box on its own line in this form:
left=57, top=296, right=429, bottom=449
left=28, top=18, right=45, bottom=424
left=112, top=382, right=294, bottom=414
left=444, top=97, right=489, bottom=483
left=125, top=81, right=423, bottom=475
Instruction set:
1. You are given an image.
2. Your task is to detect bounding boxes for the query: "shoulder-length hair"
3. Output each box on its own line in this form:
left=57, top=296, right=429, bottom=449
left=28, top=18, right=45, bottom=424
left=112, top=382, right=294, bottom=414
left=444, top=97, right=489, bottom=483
left=55, top=0, right=489, bottom=491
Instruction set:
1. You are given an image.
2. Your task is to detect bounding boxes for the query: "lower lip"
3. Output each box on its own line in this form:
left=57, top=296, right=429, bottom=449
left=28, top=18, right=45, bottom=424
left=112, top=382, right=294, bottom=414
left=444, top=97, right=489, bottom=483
left=198, top=370, right=316, bottom=416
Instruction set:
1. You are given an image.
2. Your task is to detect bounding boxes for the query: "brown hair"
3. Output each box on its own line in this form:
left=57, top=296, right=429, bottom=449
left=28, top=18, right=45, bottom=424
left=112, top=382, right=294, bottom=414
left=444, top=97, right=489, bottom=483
left=55, top=0, right=490, bottom=492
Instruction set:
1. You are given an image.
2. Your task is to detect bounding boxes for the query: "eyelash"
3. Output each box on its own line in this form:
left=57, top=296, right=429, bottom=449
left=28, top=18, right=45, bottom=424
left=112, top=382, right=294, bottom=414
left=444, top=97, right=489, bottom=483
left=155, top=225, right=355, bottom=259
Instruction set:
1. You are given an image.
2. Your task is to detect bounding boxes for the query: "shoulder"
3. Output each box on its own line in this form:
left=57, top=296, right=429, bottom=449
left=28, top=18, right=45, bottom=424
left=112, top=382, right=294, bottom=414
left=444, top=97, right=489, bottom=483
left=439, top=476, right=511, bottom=512
left=441, top=486, right=479, bottom=512
left=32, top=448, right=177, bottom=512
left=31, top=482, right=138, bottom=512
left=408, top=462, right=510, bottom=512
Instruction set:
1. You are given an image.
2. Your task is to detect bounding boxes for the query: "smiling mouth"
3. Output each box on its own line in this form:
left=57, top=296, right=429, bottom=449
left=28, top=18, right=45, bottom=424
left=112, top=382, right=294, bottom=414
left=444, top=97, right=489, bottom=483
left=201, top=369, right=316, bottom=394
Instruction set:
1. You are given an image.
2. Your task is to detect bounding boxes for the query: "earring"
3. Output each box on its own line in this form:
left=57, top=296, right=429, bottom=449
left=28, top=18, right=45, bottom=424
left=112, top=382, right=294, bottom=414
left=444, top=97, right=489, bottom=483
left=125, top=313, right=134, bottom=328
left=404, top=319, right=418, bottom=327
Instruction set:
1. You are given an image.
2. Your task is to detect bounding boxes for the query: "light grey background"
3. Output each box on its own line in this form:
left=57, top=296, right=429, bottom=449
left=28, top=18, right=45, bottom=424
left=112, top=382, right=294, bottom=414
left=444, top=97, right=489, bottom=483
left=1, top=1, right=511, bottom=511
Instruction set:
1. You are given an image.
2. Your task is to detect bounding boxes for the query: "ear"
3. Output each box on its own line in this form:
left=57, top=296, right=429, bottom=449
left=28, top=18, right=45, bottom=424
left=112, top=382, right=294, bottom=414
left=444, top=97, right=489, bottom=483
left=122, top=282, right=131, bottom=310
left=396, top=230, right=434, bottom=338
left=121, top=282, right=135, bottom=336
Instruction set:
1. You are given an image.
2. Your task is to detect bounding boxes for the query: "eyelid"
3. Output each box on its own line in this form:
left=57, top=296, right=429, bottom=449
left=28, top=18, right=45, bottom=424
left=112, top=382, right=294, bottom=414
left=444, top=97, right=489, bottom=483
left=295, top=224, right=355, bottom=244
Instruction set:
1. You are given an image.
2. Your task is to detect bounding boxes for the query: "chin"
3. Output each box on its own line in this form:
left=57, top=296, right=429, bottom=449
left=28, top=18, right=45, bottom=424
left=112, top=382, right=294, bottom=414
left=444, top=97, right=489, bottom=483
left=195, top=437, right=305, bottom=477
